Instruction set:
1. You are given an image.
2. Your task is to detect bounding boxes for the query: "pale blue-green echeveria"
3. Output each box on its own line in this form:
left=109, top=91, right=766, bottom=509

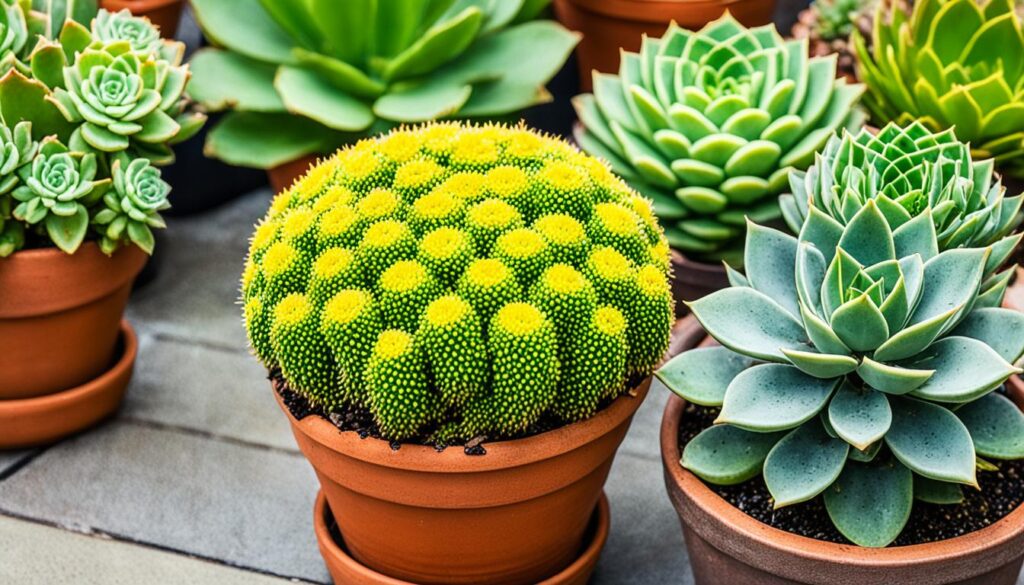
left=573, top=13, right=866, bottom=263
left=92, top=157, right=169, bottom=254
left=0, top=0, right=29, bottom=70
left=189, top=0, right=579, bottom=169
left=781, top=122, right=1024, bottom=275
left=658, top=202, right=1024, bottom=547
left=10, top=137, right=108, bottom=253
left=853, top=0, right=1024, bottom=178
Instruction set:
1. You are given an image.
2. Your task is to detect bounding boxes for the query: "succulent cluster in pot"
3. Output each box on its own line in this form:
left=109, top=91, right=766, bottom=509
left=241, top=123, right=673, bottom=443
left=658, top=122, right=1024, bottom=547
left=188, top=0, right=579, bottom=170
left=854, top=0, right=1024, bottom=178
left=0, top=5, right=202, bottom=256
left=573, top=14, right=866, bottom=264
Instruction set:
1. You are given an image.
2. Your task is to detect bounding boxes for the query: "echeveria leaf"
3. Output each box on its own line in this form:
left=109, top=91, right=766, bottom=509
left=828, top=383, right=892, bottom=450
left=824, top=459, right=912, bottom=548
left=682, top=424, right=784, bottom=485
left=275, top=66, right=374, bottom=132
left=956, top=392, right=1024, bottom=460
left=781, top=348, right=858, bottom=378
left=913, top=474, right=964, bottom=505
left=857, top=357, right=934, bottom=395
left=188, top=49, right=285, bottom=113
left=204, top=111, right=338, bottom=168
left=885, top=397, right=977, bottom=486
left=949, top=307, right=1024, bottom=365
left=907, top=336, right=1021, bottom=403
left=192, top=0, right=296, bottom=65
left=717, top=364, right=839, bottom=432
left=829, top=294, right=890, bottom=352
left=689, top=287, right=811, bottom=362
left=764, top=420, right=849, bottom=507
left=905, top=247, right=988, bottom=330
left=657, top=346, right=756, bottom=407
left=743, top=222, right=800, bottom=319
left=838, top=200, right=895, bottom=266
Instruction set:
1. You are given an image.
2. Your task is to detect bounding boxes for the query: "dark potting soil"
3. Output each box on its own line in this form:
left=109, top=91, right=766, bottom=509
left=677, top=401, right=1024, bottom=546
left=272, top=369, right=638, bottom=456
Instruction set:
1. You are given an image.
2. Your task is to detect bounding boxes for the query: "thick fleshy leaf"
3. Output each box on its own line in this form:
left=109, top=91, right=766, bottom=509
left=800, top=205, right=844, bottom=265
left=764, top=420, right=849, bottom=507
left=885, top=397, right=977, bottom=486
left=682, top=425, right=784, bottom=485
left=838, top=200, right=895, bottom=266
left=44, top=205, right=88, bottom=253
left=795, top=243, right=827, bottom=317
left=188, top=49, right=285, bottom=113
left=907, top=336, right=1021, bottom=403
left=800, top=302, right=852, bottom=356
left=689, top=287, right=811, bottom=362
left=383, top=7, right=484, bottom=80
left=3, top=70, right=74, bottom=142
left=957, top=392, right=1024, bottom=460
left=275, top=66, right=374, bottom=132
left=830, top=294, right=890, bottom=352
left=821, top=248, right=862, bottom=318
left=718, top=364, right=839, bottom=432
left=204, top=111, right=339, bottom=169
left=892, top=209, right=938, bottom=262
left=192, top=0, right=296, bottom=65
left=828, top=383, right=892, bottom=450
left=857, top=357, right=934, bottom=395
left=825, top=459, right=912, bottom=548
left=905, top=248, right=988, bottom=330
left=781, top=348, right=858, bottom=378
left=913, top=474, right=964, bottom=504
left=657, top=346, right=756, bottom=406
left=373, top=76, right=472, bottom=122
left=950, top=308, right=1024, bottom=364
left=743, top=222, right=799, bottom=318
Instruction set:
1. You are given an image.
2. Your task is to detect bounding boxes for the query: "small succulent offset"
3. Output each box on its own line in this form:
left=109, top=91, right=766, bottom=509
left=0, top=6, right=190, bottom=256
left=573, top=14, right=866, bottom=263
left=241, top=123, right=674, bottom=443
left=189, top=0, right=579, bottom=170
left=854, top=0, right=1024, bottom=178
left=781, top=122, right=1024, bottom=266
left=658, top=159, right=1024, bottom=545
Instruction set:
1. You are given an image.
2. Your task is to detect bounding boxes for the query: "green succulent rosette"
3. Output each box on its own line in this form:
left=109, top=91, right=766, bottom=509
left=91, top=8, right=163, bottom=58
left=659, top=195, right=1024, bottom=546
left=854, top=0, right=1024, bottom=177
left=0, top=0, right=28, bottom=69
left=188, top=0, right=579, bottom=169
left=781, top=122, right=1024, bottom=268
left=92, top=157, right=169, bottom=254
left=10, top=138, right=108, bottom=253
left=573, top=13, right=866, bottom=263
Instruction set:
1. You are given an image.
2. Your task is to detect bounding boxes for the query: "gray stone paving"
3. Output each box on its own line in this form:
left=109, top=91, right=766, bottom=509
left=0, top=188, right=692, bottom=584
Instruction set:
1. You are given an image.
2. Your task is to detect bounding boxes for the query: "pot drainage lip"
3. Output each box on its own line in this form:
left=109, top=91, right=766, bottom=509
left=313, top=489, right=611, bottom=584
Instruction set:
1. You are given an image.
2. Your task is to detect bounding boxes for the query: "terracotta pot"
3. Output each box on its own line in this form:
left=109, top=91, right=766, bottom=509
left=670, top=248, right=729, bottom=316
left=1005, top=269, right=1023, bottom=312
left=313, top=490, right=611, bottom=585
left=267, top=155, right=319, bottom=194
left=660, top=323, right=1024, bottom=585
left=0, top=243, right=146, bottom=399
left=0, top=321, right=137, bottom=449
left=553, top=0, right=778, bottom=91
left=100, top=0, right=184, bottom=37
left=275, top=378, right=651, bottom=585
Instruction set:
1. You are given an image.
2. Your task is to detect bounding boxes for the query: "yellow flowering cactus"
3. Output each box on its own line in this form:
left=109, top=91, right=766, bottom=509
left=241, top=123, right=674, bottom=443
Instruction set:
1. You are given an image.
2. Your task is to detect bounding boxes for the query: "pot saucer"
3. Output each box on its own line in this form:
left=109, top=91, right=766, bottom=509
left=313, top=490, right=610, bottom=585
left=0, top=320, right=137, bottom=449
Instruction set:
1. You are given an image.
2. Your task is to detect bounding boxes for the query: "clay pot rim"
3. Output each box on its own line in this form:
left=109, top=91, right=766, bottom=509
left=660, top=319, right=1024, bottom=568
left=312, top=489, right=611, bottom=585
left=0, top=320, right=137, bottom=448
left=560, top=0, right=763, bottom=21
left=102, top=0, right=181, bottom=10
left=274, top=377, right=651, bottom=473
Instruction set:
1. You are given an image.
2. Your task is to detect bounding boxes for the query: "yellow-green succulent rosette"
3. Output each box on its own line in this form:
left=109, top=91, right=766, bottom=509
left=241, top=123, right=674, bottom=443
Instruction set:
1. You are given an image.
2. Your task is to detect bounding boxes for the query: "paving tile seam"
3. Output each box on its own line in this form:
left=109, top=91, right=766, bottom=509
left=149, top=329, right=252, bottom=356
left=118, top=417, right=304, bottom=457
left=0, top=448, right=49, bottom=483
left=0, top=510, right=328, bottom=585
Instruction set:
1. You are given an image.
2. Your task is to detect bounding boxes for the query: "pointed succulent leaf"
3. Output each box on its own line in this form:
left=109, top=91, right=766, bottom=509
left=828, top=383, right=892, bottom=450
left=657, top=346, right=756, bottom=407
left=800, top=302, right=852, bottom=356
left=689, top=287, right=811, bottom=362
left=824, top=459, right=912, bottom=547
left=717, top=364, right=840, bottom=432
left=956, top=392, right=1024, bottom=460
left=781, top=348, right=858, bottom=379
left=857, top=357, right=934, bottom=395
left=907, top=336, right=1021, bottom=403
left=949, top=308, right=1024, bottom=365
left=837, top=200, right=895, bottom=266
left=829, top=294, right=890, bottom=352
left=913, top=475, right=964, bottom=505
left=885, top=397, right=977, bottom=486
left=682, top=425, right=785, bottom=485
left=764, top=420, right=849, bottom=507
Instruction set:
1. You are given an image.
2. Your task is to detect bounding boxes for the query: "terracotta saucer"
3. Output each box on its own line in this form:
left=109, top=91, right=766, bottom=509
left=312, top=490, right=611, bottom=585
left=0, top=320, right=138, bottom=449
